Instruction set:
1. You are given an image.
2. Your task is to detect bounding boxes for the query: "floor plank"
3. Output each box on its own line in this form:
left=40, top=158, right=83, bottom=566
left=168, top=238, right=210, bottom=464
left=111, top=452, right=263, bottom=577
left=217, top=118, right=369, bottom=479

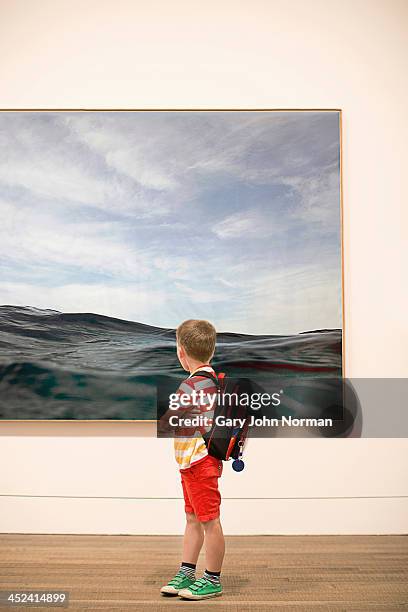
left=0, top=535, right=407, bottom=610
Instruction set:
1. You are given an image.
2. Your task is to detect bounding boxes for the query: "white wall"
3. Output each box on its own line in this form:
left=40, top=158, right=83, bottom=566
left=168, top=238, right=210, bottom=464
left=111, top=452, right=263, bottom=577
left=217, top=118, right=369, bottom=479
left=1, top=0, right=407, bottom=534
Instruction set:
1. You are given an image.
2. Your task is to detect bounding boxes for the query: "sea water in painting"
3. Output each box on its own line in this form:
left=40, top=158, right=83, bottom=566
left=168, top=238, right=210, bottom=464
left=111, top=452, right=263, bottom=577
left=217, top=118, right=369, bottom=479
left=0, top=111, right=343, bottom=423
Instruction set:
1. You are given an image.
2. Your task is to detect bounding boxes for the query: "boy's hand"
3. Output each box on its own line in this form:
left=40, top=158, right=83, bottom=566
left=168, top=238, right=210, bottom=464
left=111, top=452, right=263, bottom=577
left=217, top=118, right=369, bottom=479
left=157, top=401, right=202, bottom=436
left=185, top=404, right=202, bottom=416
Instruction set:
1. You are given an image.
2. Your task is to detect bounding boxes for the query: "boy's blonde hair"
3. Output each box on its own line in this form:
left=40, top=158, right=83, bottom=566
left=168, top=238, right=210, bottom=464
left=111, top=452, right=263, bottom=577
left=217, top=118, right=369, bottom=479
left=176, top=319, right=216, bottom=362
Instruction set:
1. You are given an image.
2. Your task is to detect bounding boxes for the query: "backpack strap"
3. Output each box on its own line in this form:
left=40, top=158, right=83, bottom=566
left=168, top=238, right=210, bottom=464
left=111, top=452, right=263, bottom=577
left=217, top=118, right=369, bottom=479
left=190, top=369, right=220, bottom=388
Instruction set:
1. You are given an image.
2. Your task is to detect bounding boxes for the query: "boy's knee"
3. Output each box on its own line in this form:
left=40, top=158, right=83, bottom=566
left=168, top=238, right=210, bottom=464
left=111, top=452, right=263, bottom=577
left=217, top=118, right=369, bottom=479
left=201, top=516, right=221, bottom=529
left=186, top=512, right=201, bottom=524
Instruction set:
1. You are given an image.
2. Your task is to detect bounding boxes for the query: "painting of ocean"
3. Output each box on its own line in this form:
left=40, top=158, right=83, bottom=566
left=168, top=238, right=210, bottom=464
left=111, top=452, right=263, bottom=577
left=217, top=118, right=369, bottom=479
left=0, top=110, right=343, bottom=420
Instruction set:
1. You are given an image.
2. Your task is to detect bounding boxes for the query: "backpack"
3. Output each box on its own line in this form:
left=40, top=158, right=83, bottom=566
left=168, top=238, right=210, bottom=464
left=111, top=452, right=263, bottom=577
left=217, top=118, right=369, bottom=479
left=191, top=369, right=252, bottom=470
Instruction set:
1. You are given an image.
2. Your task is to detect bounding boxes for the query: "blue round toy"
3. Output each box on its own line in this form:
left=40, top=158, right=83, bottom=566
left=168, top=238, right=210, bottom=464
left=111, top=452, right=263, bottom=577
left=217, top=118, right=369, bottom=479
left=232, top=458, right=245, bottom=472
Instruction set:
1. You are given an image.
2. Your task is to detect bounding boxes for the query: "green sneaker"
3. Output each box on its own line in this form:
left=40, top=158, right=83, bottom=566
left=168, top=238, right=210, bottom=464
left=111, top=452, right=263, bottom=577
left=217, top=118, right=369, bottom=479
left=178, top=577, right=223, bottom=600
left=160, top=570, right=196, bottom=596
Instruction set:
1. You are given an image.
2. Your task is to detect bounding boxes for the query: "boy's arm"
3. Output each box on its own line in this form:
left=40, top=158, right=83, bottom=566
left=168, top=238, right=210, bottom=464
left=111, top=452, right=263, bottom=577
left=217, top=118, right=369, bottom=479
left=158, top=379, right=200, bottom=435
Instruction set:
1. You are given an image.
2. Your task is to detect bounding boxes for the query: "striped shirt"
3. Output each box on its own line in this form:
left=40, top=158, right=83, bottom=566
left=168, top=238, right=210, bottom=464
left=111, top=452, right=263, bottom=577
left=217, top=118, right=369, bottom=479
left=173, top=365, right=218, bottom=470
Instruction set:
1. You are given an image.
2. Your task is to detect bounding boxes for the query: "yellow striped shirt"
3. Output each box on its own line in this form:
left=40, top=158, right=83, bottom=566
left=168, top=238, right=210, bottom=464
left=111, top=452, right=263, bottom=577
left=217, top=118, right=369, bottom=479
left=173, top=366, right=217, bottom=470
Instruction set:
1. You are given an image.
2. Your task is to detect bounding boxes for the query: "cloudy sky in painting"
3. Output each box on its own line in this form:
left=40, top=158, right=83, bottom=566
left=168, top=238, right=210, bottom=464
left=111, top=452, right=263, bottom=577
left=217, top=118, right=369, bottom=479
left=0, top=111, right=342, bottom=334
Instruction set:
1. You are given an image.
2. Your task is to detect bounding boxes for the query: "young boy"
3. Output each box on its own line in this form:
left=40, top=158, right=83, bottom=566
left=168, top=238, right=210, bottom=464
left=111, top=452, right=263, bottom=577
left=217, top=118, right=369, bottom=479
left=160, top=319, right=225, bottom=600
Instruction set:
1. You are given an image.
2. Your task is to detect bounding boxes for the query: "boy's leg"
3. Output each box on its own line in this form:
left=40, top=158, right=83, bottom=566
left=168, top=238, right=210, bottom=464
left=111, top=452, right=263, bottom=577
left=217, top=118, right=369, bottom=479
left=178, top=458, right=224, bottom=599
left=177, top=518, right=224, bottom=599
left=160, top=478, right=204, bottom=596
left=182, top=512, right=204, bottom=564
left=202, top=516, right=225, bottom=572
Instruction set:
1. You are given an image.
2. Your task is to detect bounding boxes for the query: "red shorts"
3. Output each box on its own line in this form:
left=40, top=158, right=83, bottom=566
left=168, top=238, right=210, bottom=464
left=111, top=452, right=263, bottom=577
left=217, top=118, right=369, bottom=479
left=180, top=454, right=223, bottom=522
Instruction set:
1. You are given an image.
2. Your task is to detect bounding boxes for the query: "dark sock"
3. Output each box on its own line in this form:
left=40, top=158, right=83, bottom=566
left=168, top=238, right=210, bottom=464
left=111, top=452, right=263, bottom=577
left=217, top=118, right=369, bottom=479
left=203, top=569, right=221, bottom=584
left=180, top=561, right=196, bottom=580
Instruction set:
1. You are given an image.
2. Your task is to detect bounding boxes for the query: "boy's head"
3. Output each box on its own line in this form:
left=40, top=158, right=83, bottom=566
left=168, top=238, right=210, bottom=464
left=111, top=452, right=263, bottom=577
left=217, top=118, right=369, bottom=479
left=176, top=319, right=217, bottom=371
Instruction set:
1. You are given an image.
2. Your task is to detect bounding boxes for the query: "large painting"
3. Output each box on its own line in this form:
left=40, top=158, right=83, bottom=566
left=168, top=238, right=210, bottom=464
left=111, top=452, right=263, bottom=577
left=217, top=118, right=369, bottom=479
left=0, top=110, right=343, bottom=420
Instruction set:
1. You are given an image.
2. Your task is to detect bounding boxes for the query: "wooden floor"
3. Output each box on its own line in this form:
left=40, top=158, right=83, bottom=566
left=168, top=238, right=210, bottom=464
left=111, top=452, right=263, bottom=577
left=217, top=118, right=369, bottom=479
left=0, top=534, right=407, bottom=610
